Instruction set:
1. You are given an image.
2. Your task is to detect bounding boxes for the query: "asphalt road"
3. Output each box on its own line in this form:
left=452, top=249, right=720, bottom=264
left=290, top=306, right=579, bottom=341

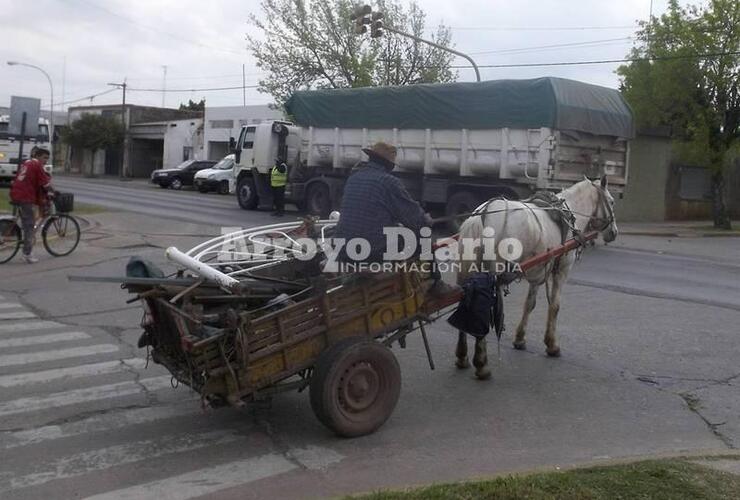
left=1, top=177, right=738, bottom=499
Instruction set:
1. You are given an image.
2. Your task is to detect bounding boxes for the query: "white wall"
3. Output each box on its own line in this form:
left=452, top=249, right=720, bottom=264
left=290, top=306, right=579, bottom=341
left=203, top=105, right=283, bottom=160
left=162, top=119, right=204, bottom=169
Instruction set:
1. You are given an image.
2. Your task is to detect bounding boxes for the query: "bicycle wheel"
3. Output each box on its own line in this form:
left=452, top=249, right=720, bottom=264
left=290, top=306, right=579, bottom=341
left=42, top=214, right=81, bottom=257
left=0, top=219, right=22, bottom=264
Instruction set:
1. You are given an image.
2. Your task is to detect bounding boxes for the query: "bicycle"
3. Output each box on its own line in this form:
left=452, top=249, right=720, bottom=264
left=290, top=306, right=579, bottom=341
left=0, top=192, right=81, bottom=264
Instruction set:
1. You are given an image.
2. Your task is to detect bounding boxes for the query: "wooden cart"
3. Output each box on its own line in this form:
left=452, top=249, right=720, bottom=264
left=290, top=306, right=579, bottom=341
left=126, top=265, right=454, bottom=438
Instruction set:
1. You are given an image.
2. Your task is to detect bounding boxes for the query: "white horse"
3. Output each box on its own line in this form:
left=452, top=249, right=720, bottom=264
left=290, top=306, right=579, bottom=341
left=455, top=177, right=618, bottom=380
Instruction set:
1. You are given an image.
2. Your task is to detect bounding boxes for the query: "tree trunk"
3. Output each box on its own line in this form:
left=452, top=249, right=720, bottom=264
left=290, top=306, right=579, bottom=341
left=711, top=170, right=732, bottom=230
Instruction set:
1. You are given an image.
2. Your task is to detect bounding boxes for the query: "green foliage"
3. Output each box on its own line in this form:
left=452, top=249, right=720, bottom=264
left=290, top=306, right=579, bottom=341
left=247, top=0, right=457, bottom=105
left=618, top=0, right=740, bottom=170
left=618, top=0, right=739, bottom=228
left=351, top=459, right=740, bottom=500
left=62, top=113, right=124, bottom=153
left=178, top=99, right=205, bottom=111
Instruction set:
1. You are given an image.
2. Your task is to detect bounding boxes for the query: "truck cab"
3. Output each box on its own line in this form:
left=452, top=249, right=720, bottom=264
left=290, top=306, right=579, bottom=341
left=232, top=121, right=300, bottom=210
left=0, top=115, right=53, bottom=181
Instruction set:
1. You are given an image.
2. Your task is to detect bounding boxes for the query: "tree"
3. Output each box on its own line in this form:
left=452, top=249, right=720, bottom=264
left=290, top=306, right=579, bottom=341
left=179, top=99, right=205, bottom=111
left=617, top=0, right=740, bottom=229
left=247, top=0, right=457, bottom=105
left=62, top=113, right=124, bottom=176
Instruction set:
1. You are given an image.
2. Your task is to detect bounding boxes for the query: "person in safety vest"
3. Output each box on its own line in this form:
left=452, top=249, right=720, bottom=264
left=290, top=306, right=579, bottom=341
left=270, top=160, right=288, bottom=217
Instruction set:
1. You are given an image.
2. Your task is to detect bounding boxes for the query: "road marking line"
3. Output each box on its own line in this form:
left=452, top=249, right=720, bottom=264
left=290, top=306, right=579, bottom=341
left=0, top=331, right=90, bottom=349
left=0, top=320, right=66, bottom=335
left=0, top=302, right=22, bottom=309
left=82, top=454, right=297, bottom=500
left=82, top=445, right=344, bottom=500
left=0, top=400, right=200, bottom=450
left=0, top=358, right=147, bottom=389
left=2, top=430, right=243, bottom=492
left=0, top=344, right=120, bottom=368
left=0, top=311, right=36, bottom=320
left=0, top=376, right=172, bottom=418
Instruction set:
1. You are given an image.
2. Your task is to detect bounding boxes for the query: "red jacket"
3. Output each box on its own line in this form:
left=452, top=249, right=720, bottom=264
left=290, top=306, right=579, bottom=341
left=10, top=159, right=51, bottom=205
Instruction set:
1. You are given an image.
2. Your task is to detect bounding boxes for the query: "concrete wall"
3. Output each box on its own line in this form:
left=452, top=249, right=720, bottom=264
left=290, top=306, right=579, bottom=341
left=203, top=105, right=283, bottom=160
left=162, top=119, right=204, bottom=169
left=614, top=131, right=672, bottom=222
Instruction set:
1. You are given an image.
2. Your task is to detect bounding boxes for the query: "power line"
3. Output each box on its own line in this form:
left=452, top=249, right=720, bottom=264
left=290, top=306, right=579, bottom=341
left=127, top=84, right=260, bottom=93
left=469, top=37, right=633, bottom=56
left=448, top=51, right=740, bottom=69
left=73, top=0, right=245, bottom=56
left=57, top=87, right=119, bottom=106
left=445, top=25, right=637, bottom=31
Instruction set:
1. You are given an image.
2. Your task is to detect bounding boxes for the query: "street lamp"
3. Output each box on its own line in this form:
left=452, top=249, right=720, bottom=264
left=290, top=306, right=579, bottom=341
left=350, top=5, right=481, bottom=82
left=7, top=61, right=55, bottom=165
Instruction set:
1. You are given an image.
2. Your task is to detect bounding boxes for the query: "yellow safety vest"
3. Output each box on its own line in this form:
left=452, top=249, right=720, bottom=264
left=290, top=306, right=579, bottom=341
left=271, top=164, right=287, bottom=187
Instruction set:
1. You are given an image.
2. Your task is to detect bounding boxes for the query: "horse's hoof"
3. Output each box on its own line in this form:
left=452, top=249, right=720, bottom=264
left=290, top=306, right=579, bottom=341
left=475, top=368, right=492, bottom=380
left=455, top=358, right=470, bottom=369
left=546, top=347, right=561, bottom=358
left=512, top=340, right=526, bottom=351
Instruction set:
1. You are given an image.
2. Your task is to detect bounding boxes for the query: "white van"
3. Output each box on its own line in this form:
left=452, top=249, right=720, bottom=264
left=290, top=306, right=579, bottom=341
left=193, top=154, right=236, bottom=194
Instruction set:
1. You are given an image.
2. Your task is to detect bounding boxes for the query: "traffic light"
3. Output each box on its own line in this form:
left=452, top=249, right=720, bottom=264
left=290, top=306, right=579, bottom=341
left=370, top=12, right=384, bottom=38
left=351, top=5, right=372, bottom=35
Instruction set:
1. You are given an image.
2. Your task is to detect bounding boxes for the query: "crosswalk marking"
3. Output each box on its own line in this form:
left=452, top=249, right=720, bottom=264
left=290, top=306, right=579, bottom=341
left=2, top=430, right=243, bottom=492
left=82, top=453, right=298, bottom=500
left=0, top=401, right=200, bottom=449
left=0, top=376, right=173, bottom=418
left=0, top=330, right=90, bottom=349
left=0, top=344, right=119, bottom=367
left=0, top=320, right=66, bottom=335
left=0, top=311, right=35, bottom=320
left=0, top=302, right=22, bottom=309
left=0, top=358, right=147, bottom=389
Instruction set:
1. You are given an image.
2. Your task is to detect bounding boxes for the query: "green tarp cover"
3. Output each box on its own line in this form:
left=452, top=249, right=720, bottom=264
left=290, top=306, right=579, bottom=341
left=284, top=77, right=634, bottom=138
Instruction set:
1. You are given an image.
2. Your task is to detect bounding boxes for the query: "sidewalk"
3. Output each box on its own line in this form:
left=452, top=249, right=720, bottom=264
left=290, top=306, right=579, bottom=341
left=620, top=220, right=740, bottom=237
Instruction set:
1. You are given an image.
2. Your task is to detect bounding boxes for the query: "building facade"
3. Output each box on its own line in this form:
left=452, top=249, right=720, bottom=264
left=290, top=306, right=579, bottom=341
left=203, top=105, right=284, bottom=161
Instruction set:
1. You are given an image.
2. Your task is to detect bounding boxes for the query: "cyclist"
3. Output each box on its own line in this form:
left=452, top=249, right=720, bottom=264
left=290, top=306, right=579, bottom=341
left=9, top=147, right=53, bottom=263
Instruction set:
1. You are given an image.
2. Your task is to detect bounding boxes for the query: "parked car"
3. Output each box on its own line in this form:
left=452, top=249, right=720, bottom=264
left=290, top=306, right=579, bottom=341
left=194, top=154, right=236, bottom=194
left=150, top=160, right=217, bottom=189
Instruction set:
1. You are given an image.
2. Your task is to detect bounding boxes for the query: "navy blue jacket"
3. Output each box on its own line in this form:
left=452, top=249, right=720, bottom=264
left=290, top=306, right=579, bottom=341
left=334, top=159, right=426, bottom=262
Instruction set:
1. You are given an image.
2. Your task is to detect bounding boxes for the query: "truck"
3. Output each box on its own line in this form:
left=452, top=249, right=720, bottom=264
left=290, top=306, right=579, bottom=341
left=231, top=77, right=634, bottom=226
left=0, top=114, right=53, bottom=182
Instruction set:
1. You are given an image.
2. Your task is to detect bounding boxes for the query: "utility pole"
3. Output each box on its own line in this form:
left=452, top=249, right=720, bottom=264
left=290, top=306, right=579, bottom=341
left=242, top=63, right=246, bottom=107
left=161, top=65, right=167, bottom=108
left=350, top=5, right=481, bottom=82
left=108, top=80, right=128, bottom=178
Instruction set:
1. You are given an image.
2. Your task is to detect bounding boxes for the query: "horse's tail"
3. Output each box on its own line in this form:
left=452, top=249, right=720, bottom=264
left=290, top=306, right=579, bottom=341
left=457, top=215, right=485, bottom=285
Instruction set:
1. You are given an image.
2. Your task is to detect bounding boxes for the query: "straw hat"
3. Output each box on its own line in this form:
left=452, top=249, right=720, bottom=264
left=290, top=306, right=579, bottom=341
left=362, top=141, right=397, bottom=164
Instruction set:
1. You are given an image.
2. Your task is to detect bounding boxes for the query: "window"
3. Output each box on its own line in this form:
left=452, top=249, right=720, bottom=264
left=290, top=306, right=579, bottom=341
left=183, top=146, right=193, bottom=161
left=209, top=120, right=234, bottom=129
left=243, top=126, right=256, bottom=150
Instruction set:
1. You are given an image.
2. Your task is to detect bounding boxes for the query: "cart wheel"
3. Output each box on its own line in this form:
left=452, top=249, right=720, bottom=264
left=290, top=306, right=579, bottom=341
left=310, top=337, right=401, bottom=438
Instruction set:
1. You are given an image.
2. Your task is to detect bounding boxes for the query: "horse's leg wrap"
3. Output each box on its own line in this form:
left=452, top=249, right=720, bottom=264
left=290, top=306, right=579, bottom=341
left=455, top=331, right=470, bottom=369
left=514, top=283, right=538, bottom=350
left=473, top=337, right=491, bottom=380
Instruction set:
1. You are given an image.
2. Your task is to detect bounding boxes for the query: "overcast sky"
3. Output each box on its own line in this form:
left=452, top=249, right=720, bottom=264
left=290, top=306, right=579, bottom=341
left=0, top=0, right=677, bottom=112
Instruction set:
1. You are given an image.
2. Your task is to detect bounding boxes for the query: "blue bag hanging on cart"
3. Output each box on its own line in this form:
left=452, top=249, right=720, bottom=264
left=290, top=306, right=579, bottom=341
left=447, top=272, right=504, bottom=339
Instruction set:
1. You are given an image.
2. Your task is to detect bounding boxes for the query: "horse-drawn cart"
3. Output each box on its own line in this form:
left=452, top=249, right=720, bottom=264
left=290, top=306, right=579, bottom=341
left=118, top=217, right=598, bottom=437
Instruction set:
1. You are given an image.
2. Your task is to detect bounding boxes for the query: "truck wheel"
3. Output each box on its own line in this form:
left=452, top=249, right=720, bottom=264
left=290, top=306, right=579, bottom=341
left=306, top=183, right=332, bottom=217
left=218, top=180, right=230, bottom=195
left=310, top=337, right=401, bottom=438
left=445, top=191, right=481, bottom=233
left=237, top=176, right=258, bottom=210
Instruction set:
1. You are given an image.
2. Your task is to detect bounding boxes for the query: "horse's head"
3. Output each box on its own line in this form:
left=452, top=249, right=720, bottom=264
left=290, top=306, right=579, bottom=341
left=590, top=176, right=618, bottom=242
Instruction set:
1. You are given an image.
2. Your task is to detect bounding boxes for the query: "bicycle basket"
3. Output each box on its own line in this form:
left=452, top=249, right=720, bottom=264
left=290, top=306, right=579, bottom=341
left=54, top=193, right=74, bottom=213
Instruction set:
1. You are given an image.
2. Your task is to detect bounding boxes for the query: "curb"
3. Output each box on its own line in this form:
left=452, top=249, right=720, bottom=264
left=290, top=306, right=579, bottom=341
left=621, top=230, right=740, bottom=238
